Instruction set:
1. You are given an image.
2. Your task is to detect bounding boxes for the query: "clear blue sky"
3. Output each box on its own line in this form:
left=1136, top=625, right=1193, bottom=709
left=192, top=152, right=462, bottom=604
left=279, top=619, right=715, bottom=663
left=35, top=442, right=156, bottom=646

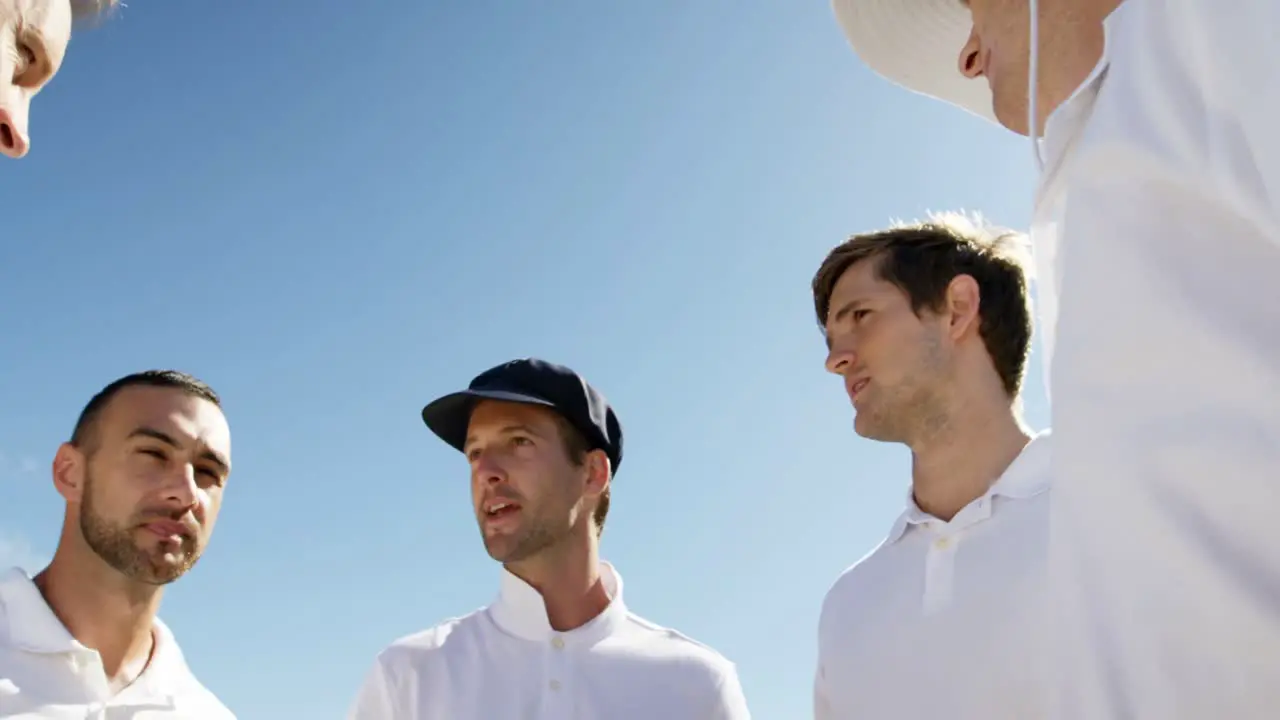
left=0, top=1, right=1047, bottom=717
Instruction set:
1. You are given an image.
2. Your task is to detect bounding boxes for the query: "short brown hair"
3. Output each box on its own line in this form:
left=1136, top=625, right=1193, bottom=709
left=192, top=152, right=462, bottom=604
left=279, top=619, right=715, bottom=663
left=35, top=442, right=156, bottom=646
left=551, top=414, right=610, bottom=536
left=812, top=212, right=1033, bottom=397
left=71, top=370, right=221, bottom=454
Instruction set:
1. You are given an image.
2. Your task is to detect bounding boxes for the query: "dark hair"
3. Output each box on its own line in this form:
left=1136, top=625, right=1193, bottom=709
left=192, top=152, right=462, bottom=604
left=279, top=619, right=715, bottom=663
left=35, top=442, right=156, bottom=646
left=551, top=414, right=610, bottom=536
left=71, top=370, right=221, bottom=453
left=812, top=214, right=1033, bottom=397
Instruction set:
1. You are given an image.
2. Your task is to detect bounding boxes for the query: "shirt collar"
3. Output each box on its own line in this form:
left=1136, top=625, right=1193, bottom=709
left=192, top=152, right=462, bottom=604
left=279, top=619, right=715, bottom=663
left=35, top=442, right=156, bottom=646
left=488, top=561, right=629, bottom=647
left=886, top=430, right=1052, bottom=543
left=0, top=566, right=194, bottom=697
left=0, top=566, right=78, bottom=654
left=1038, top=4, right=1126, bottom=187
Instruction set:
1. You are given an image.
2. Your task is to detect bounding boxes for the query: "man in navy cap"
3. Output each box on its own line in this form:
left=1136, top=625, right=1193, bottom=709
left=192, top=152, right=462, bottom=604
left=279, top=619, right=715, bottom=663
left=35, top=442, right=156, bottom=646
left=347, top=358, right=751, bottom=720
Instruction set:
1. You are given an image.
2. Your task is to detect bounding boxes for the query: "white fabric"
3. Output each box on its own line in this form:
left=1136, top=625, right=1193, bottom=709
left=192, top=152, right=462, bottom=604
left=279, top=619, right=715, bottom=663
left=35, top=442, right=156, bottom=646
left=349, top=562, right=750, bottom=720
left=0, top=567, right=235, bottom=719
left=1034, top=1, right=1280, bottom=718
left=814, top=433, right=1051, bottom=720
left=830, top=0, right=996, bottom=124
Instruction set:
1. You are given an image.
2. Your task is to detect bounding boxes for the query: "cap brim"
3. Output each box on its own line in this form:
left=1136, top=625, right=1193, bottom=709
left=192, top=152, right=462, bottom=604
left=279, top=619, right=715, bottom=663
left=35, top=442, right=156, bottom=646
left=421, top=389, right=557, bottom=454
left=832, top=0, right=997, bottom=124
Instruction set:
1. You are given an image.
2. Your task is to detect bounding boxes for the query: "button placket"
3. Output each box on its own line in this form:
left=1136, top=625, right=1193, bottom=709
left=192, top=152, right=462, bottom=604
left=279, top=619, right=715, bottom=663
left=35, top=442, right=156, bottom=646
left=922, top=530, right=960, bottom=615
left=543, top=634, right=571, bottom=713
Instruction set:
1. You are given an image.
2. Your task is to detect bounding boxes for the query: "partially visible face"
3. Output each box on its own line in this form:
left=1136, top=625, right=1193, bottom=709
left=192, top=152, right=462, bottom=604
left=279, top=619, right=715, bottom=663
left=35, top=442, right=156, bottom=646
left=464, top=401, right=589, bottom=564
left=70, top=386, right=232, bottom=585
left=957, top=0, right=1033, bottom=134
left=0, top=0, right=72, bottom=158
left=823, top=257, right=953, bottom=443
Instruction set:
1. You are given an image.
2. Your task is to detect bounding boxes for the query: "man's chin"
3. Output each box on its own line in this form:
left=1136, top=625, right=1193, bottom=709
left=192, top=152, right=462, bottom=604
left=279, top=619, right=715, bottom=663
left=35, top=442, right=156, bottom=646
left=993, top=98, right=1033, bottom=137
left=135, top=550, right=200, bottom=585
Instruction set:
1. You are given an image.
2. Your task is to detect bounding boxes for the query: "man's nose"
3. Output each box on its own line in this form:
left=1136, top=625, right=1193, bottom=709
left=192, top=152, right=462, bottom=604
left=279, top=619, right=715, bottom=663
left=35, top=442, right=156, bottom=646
left=825, top=345, right=856, bottom=375
left=472, top=451, right=507, bottom=485
left=957, top=31, right=984, bottom=80
left=160, top=465, right=201, bottom=508
left=0, top=106, right=29, bottom=159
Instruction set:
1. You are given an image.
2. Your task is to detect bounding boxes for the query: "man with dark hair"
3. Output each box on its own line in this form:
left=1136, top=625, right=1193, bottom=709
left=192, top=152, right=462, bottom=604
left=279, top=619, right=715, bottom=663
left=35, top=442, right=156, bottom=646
left=1, top=0, right=120, bottom=159
left=811, top=213, right=1049, bottom=720
left=349, top=358, right=750, bottom=719
left=832, top=0, right=1280, bottom=716
left=0, top=370, right=235, bottom=717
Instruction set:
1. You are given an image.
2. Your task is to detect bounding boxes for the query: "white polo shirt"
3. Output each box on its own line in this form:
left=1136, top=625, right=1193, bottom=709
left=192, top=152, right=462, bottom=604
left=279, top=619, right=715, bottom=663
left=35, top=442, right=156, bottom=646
left=348, top=562, right=750, bottom=720
left=0, top=566, right=234, bottom=719
left=1032, top=1, right=1280, bottom=718
left=814, top=432, right=1050, bottom=720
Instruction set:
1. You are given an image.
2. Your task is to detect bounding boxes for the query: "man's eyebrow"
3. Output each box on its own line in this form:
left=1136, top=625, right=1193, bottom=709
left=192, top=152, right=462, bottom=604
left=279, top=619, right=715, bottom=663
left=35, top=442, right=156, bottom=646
left=127, top=427, right=231, bottom=473
left=829, top=299, right=867, bottom=325
left=464, top=423, right=544, bottom=449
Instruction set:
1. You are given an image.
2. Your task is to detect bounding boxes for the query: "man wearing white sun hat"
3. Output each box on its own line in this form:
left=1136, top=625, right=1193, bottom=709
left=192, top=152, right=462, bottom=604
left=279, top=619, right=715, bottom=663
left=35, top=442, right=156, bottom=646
left=1, top=0, right=120, bottom=159
left=831, top=1, right=1280, bottom=719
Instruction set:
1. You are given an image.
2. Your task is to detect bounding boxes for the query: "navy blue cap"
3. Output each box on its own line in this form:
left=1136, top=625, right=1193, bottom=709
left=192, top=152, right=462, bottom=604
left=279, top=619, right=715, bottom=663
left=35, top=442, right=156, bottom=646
left=420, top=358, right=623, bottom=473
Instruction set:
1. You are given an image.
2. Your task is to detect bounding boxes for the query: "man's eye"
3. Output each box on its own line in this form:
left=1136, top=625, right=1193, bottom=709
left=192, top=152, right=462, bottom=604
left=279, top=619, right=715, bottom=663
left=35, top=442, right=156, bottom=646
left=12, top=41, right=34, bottom=80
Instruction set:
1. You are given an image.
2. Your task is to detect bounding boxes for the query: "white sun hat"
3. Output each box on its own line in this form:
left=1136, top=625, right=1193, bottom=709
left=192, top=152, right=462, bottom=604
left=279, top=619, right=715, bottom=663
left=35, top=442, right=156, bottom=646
left=831, top=0, right=997, bottom=124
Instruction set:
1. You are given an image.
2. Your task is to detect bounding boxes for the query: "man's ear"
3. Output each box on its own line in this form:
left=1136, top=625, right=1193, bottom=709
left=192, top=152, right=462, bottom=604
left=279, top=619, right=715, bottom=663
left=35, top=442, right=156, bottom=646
left=584, top=449, right=611, bottom=500
left=944, top=274, right=982, bottom=342
left=52, top=442, right=88, bottom=504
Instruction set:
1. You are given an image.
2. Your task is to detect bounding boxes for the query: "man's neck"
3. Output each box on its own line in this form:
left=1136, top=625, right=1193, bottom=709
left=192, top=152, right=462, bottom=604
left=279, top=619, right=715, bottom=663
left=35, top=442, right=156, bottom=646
left=506, top=533, right=611, bottom=632
left=34, top=546, right=162, bottom=685
left=1039, top=0, right=1126, bottom=130
left=908, top=396, right=1032, bottom=522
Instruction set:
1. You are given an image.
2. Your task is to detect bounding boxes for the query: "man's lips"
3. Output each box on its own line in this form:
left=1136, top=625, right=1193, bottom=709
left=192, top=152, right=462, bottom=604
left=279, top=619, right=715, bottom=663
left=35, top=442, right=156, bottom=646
left=141, top=520, right=192, bottom=540
left=847, top=377, right=870, bottom=402
left=481, top=498, right=522, bottom=528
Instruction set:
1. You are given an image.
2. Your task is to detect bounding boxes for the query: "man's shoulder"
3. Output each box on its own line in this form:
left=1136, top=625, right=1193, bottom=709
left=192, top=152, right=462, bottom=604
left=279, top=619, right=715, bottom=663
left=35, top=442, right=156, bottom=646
left=174, top=682, right=237, bottom=719
left=369, top=608, right=489, bottom=670
left=152, top=619, right=238, bottom=718
left=818, top=537, right=900, bottom=623
left=612, top=610, right=738, bottom=680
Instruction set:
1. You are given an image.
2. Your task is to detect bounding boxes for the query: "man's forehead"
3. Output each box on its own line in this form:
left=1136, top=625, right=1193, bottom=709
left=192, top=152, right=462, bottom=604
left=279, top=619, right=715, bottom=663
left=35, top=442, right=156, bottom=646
left=101, top=386, right=230, bottom=447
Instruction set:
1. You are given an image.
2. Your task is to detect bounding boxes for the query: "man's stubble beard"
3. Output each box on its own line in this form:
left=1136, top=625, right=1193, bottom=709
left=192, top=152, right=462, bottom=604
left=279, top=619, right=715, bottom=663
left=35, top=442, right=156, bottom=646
left=482, top=494, right=581, bottom=565
left=858, top=332, right=953, bottom=444
left=79, top=470, right=201, bottom=586
left=484, top=513, right=567, bottom=564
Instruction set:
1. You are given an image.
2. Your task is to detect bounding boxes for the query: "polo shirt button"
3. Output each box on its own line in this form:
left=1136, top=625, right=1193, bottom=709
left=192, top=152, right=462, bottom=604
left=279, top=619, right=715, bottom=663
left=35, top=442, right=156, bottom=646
left=934, top=536, right=951, bottom=550
left=552, top=637, right=564, bottom=649
left=549, top=679, right=561, bottom=691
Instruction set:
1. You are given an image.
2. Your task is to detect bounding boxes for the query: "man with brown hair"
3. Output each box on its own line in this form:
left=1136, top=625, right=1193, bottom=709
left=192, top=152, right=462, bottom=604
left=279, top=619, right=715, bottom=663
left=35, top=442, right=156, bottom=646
left=0, top=370, right=236, bottom=717
left=811, top=212, right=1048, bottom=720
left=833, top=0, right=1280, bottom=716
left=349, top=358, right=750, bottom=719
left=1, top=0, right=119, bottom=159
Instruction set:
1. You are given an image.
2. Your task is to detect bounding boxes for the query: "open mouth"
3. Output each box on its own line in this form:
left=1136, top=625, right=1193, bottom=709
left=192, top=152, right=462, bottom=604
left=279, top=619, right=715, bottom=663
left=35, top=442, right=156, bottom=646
left=484, top=501, right=521, bottom=522
left=849, top=378, right=870, bottom=401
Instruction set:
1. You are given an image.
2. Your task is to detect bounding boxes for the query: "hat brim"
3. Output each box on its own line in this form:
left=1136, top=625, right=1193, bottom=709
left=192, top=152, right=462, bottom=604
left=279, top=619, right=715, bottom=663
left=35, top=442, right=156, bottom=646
left=832, top=0, right=997, bottom=124
left=421, top=389, right=556, bottom=454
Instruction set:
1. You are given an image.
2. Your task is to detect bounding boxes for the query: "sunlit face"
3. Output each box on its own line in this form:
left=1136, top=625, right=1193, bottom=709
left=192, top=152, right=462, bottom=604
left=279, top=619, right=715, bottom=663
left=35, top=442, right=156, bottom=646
left=66, top=386, right=232, bottom=585
left=956, top=0, right=1033, bottom=134
left=0, top=0, right=71, bottom=158
left=464, top=401, right=591, bottom=564
left=823, top=257, right=953, bottom=443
